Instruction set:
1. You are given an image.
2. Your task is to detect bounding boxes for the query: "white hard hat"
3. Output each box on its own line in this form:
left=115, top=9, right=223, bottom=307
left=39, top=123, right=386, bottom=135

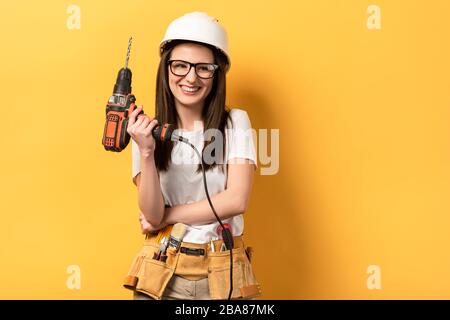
left=160, top=12, right=231, bottom=71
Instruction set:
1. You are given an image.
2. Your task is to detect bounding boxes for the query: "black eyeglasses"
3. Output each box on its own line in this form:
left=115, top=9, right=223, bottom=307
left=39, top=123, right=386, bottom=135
left=168, top=60, right=219, bottom=79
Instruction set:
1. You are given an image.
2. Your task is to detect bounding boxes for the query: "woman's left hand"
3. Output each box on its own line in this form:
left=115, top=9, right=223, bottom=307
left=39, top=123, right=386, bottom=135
left=139, top=212, right=167, bottom=234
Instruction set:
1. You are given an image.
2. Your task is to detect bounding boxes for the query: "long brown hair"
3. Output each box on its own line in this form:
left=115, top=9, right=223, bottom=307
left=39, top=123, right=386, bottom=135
left=154, top=40, right=231, bottom=174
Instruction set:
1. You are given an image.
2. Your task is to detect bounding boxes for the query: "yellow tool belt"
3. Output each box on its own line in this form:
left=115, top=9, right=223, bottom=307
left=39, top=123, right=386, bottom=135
left=123, top=234, right=262, bottom=300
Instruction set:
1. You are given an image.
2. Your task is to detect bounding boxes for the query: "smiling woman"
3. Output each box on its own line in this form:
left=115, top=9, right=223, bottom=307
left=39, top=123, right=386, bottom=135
left=122, top=11, right=261, bottom=301
left=167, top=43, right=217, bottom=119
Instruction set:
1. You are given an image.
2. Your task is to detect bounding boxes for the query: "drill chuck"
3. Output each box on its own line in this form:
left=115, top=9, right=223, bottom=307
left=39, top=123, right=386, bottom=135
left=113, top=67, right=132, bottom=95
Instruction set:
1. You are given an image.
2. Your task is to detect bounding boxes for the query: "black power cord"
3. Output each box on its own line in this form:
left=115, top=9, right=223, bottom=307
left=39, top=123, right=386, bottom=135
left=178, top=138, right=234, bottom=300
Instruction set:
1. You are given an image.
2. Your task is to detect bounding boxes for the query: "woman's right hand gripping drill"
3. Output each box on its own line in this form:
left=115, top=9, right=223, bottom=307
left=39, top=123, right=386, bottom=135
left=126, top=106, right=159, bottom=158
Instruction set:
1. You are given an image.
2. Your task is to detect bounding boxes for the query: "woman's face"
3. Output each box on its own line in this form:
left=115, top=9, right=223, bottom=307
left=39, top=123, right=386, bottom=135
left=168, top=43, right=215, bottom=110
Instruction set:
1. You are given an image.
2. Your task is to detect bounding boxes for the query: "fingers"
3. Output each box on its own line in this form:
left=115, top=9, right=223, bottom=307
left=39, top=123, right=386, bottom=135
left=131, top=116, right=146, bottom=132
left=143, top=118, right=159, bottom=136
left=140, top=116, right=151, bottom=128
left=140, top=216, right=150, bottom=234
left=127, top=107, right=158, bottom=137
left=132, top=117, right=157, bottom=136
left=139, top=213, right=160, bottom=234
left=127, top=106, right=143, bottom=127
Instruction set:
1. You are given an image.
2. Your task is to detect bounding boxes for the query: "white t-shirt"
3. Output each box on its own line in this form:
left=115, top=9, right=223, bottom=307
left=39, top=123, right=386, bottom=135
left=131, top=108, right=257, bottom=244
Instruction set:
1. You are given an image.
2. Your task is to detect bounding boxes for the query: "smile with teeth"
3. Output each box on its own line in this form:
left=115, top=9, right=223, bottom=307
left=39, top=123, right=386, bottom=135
left=180, top=85, right=200, bottom=93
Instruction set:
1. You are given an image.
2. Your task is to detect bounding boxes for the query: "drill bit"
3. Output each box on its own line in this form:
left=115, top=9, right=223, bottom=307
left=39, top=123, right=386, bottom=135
left=113, top=37, right=133, bottom=95
left=124, top=37, right=132, bottom=69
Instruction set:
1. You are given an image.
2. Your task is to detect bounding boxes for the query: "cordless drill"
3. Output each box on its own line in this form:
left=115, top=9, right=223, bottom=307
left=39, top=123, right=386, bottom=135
left=102, top=37, right=144, bottom=152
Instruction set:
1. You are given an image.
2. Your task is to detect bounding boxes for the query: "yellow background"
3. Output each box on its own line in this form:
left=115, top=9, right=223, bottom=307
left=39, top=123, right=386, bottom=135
left=1, top=0, right=449, bottom=299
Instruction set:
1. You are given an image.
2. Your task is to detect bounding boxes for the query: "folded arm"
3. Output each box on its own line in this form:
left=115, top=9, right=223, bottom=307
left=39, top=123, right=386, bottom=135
left=164, top=158, right=255, bottom=225
left=134, top=154, right=165, bottom=226
left=138, top=158, right=256, bottom=231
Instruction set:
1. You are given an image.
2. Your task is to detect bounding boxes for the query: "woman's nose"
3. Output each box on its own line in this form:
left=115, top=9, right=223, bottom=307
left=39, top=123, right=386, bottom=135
left=184, top=66, right=198, bottom=82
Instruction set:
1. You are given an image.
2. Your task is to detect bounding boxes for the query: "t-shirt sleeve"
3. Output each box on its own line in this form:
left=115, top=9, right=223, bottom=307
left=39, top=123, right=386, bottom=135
left=131, top=139, right=141, bottom=180
left=226, top=109, right=258, bottom=168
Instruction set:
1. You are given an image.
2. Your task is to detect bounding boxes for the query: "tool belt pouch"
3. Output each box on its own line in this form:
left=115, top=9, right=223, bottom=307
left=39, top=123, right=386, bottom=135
left=207, top=246, right=262, bottom=300
left=123, top=243, right=157, bottom=290
left=123, top=244, right=178, bottom=300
